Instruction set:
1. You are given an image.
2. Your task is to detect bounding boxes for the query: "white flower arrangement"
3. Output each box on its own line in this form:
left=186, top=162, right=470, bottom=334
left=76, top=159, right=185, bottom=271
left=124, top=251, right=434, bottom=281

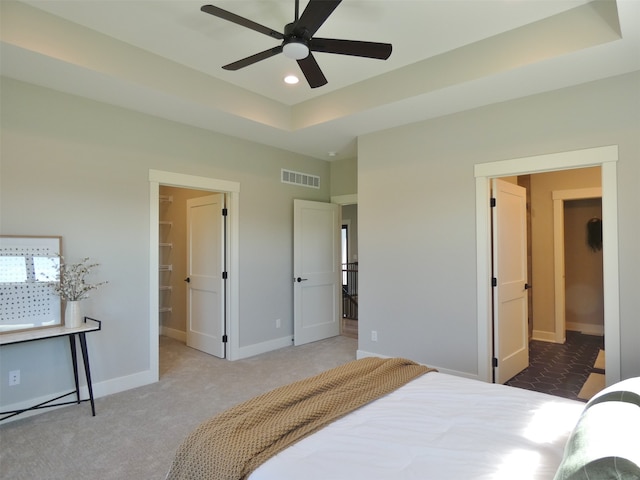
left=51, top=256, right=108, bottom=301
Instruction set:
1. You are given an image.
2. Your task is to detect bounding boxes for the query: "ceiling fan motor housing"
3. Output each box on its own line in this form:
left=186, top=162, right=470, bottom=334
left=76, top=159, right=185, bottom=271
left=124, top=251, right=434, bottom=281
left=283, top=23, right=310, bottom=60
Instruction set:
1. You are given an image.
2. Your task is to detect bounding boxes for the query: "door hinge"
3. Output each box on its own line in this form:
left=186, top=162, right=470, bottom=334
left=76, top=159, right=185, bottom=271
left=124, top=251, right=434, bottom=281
left=490, top=197, right=496, bottom=207
left=222, top=207, right=228, bottom=216
left=222, top=271, right=228, bottom=280
left=492, top=357, right=498, bottom=367
left=492, top=277, right=497, bottom=287
left=222, top=334, right=228, bottom=343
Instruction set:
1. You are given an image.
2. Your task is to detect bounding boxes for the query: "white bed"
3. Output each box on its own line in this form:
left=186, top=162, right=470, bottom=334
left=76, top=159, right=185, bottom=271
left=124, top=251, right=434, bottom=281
left=169, top=362, right=639, bottom=480
left=249, top=372, right=585, bottom=480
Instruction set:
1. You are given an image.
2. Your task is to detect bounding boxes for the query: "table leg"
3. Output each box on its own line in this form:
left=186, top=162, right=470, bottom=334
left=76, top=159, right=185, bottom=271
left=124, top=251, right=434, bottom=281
left=78, top=332, right=96, bottom=416
left=68, top=335, right=81, bottom=404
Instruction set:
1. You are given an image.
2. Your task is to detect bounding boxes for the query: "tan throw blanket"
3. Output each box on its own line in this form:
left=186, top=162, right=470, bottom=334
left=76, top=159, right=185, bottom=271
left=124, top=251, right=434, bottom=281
left=166, top=357, right=435, bottom=480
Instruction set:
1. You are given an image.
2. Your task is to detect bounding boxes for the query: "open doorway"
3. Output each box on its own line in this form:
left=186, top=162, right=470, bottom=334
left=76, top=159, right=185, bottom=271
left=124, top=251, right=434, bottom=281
left=500, top=174, right=605, bottom=400
left=332, top=194, right=358, bottom=339
left=159, top=187, right=227, bottom=358
left=148, top=170, right=240, bottom=383
left=475, top=145, right=621, bottom=392
left=341, top=204, right=358, bottom=339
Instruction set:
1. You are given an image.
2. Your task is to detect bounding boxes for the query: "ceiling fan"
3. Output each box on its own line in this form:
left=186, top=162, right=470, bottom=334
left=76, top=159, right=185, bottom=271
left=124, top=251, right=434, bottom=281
left=200, top=0, right=392, bottom=88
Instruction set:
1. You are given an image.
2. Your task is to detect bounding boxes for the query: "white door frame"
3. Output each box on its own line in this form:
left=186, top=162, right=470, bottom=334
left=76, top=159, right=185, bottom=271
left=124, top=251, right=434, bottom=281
left=475, top=145, right=620, bottom=386
left=552, top=187, right=602, bottom=344
left=148, top=170, right=240, bottom=381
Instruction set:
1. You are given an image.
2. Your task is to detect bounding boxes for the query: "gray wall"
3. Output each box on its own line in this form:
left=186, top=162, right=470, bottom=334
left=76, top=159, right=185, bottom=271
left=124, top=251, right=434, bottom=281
left=0, top=78, right=329, bottom=409
left=330, top=157, right=357, bottom=197
left=2, top=70, right=638, bottom=413
left=357, top=72, right=640, bottom=380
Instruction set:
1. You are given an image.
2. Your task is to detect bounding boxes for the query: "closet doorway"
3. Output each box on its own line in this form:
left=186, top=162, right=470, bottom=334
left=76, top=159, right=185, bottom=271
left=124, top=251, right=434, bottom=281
left=159, top=188, right=226, bottom=358
left=149, top=170, right=240, bottom=382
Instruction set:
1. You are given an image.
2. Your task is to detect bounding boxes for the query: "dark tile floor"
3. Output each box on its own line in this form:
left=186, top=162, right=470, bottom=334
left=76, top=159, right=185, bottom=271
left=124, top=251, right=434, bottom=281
left=505, top=331, right=604, bottom=402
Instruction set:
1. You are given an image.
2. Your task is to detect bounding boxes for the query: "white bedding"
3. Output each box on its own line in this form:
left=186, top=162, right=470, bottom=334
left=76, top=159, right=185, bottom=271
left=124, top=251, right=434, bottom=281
left=249, top=372, right=584, bottom=480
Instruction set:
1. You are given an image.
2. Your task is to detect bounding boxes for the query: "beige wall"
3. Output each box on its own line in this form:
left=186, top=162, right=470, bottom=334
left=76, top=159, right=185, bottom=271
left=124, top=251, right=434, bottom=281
left=564, top=198, right=603, bottom=333
left=529, top=167, right=601, bottom=336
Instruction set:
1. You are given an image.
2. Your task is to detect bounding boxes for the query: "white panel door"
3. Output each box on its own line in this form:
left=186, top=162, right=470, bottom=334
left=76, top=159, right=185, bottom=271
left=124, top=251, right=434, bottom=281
left=293, top=199, right=340, bottom=346
left=492, top=179, right=529, bottom=384
left=186, top=194, right=225, bottom=358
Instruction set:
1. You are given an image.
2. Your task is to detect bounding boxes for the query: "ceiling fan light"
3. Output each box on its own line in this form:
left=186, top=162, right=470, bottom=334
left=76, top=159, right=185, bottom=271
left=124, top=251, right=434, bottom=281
left=283, top=41, right=309, bottom=60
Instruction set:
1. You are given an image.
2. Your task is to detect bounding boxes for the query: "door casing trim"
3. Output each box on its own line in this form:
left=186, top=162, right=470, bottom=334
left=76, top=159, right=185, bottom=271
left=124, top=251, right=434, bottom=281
left=474, top=145, right=619, bottom=386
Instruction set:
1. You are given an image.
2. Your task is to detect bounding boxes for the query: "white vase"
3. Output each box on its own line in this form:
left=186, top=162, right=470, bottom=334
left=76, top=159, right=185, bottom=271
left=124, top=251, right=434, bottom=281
left=65, top=301, right=83, bottom=328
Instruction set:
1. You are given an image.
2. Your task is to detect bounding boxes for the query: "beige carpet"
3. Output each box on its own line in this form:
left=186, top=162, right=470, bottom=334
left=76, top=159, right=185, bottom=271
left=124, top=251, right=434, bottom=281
left=578, top=373, right=606, bottom=400
left=0, top=334, right=358, bottom=480
left=578, top=348, right=606, bottom=401
left=594, top=349, right=605, bottom=370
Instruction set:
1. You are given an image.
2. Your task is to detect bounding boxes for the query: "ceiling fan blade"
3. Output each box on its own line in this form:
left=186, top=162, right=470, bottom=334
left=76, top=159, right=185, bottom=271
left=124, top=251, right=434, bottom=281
left=222, top=46, right=283, bottom=71
left=297, top=53, right=327, bottom=88
left=294, top=0, right=341, bottom=38
left=311, top=38, right=392, bottom=60
left=201, top=5, right=284, bottom=40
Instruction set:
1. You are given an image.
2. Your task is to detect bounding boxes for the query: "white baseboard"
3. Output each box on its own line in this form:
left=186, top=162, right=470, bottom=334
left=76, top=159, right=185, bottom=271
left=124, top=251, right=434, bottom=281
left=160, top=326, right=186, bottom=342
left=532, top=330, right=562, bottom=343
left=1, top=392, right=78, bottom=423
left=235, top=335, right=294, bottom=360
left=0, top=369, right=157, bottom=423
left=566, top=322, right=604, bottom=336
left=91, top=369, right=157, bottom=398
left=356, top=349, right=481, bottom=381
left=531, top=324, right=604, bottom=345
left=1, top=334, right=300, bottom=423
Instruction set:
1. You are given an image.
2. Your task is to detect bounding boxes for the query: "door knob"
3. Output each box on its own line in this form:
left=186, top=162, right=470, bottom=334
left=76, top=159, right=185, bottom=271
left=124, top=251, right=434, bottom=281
left=296, top=277, right=308, bottom=282
left=524, top=283, right=531, bottom=290
left=184, top=277, right=191, bottom=283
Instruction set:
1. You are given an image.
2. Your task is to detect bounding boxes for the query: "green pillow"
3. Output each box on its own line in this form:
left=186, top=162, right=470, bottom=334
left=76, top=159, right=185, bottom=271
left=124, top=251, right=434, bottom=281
left=586, top=376, right=640, bottom=409
left=554, top=377, right=640, bottom=480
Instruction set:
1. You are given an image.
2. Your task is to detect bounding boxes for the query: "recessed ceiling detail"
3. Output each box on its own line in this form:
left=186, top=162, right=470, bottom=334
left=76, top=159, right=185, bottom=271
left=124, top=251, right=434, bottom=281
left=1, top=0, right=637, bottom=160
left=200, top=0, right=392, bottom=88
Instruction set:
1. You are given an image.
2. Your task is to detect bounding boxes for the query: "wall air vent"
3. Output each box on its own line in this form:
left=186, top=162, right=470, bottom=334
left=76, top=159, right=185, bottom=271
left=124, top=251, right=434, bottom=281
left=281, top=169, right=320, bottom=189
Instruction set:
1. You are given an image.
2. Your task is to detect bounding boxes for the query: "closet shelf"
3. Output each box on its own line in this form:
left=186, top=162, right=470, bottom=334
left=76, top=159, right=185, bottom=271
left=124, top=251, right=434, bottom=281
left=159, top=194, right=174, bottom=320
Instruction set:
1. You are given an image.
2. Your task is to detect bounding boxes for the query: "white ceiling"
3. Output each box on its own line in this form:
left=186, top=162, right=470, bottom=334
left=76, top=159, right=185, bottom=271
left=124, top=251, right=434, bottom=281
left=1, top=0, right=639, bottom=160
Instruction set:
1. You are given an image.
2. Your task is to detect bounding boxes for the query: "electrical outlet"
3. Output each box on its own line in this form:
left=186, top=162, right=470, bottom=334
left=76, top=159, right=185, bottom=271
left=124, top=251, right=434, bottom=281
left=9, top=370, right=20, bottom=386
left=371, top=330, right=378, bottom=342
left=275, top=318, right=281, bottom=329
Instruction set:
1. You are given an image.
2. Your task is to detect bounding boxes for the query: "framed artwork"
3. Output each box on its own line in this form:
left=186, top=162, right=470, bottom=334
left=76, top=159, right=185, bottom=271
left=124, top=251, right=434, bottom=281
left=0, top=235, right=63, bottom=333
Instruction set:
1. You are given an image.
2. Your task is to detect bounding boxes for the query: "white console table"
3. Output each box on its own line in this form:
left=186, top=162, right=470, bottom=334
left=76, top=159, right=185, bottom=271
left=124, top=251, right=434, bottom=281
left=0, top=317, right=101, bottom=422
